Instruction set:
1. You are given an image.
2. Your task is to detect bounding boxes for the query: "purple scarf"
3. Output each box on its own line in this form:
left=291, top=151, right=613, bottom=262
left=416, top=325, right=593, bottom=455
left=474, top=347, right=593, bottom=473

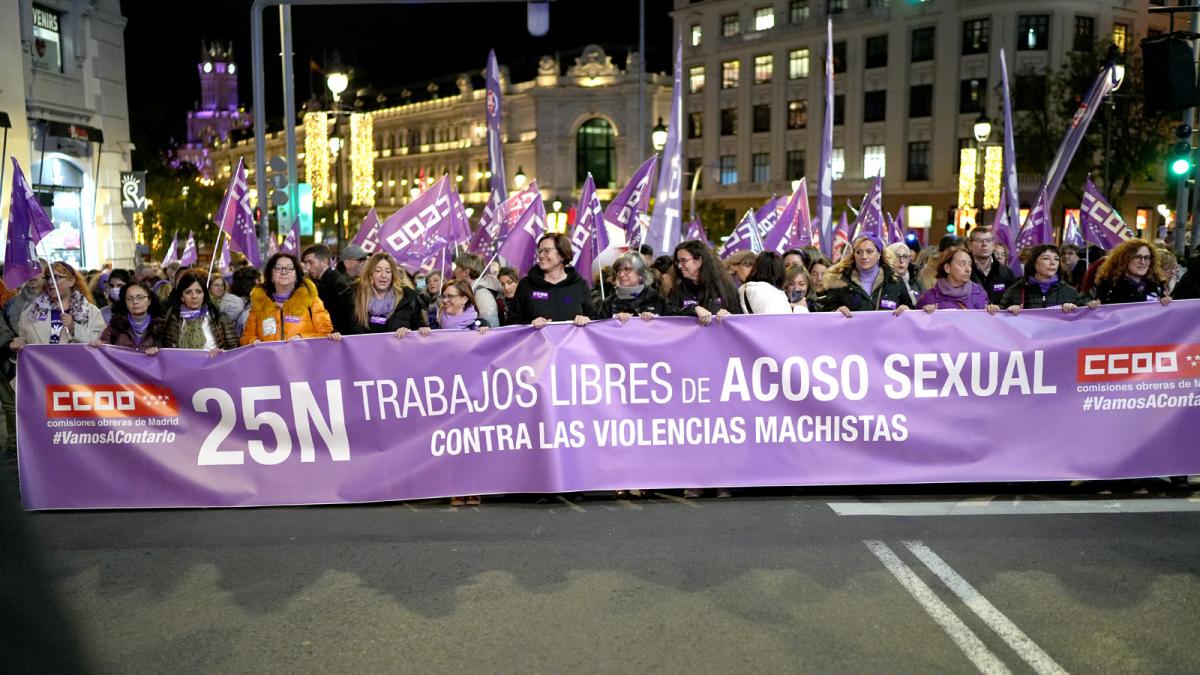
left=129, top=314, right=152, bottom=347
left=855, top=265, right=881, bottom=292
left=179, top=307, right=207, bottom=322
left=935, top=278, right=971, bottom=299
left=1030, top=275, right=1058, bottom=295
left=368, top=291, right=396, bottom=319
left=438, top=306, right=479, bottom=330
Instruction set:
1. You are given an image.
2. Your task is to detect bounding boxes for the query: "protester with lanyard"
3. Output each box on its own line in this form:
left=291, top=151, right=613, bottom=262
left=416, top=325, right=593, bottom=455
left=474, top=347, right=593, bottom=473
left=504, top=232, right=594, bottom=328
left=241, top=253, right=339, bottom=345
left=818, top=235, right=911, bottom=317
left=348, top=252, right=427, bottom=335
left=886, top=242, right=922, bottom=305
left=966, top=226, right=1016, bottom=304
left=1091, top=240, right=1173, bottom=307
left=163, top=270, right=241, bottom=357
left=918, top=248, right=998, bottom=313
left=666, top=240, right=741, bottom=326
left=999, top=244, right=1100, bottom=315
left=599, top=251, right=666, bottom=322
left=738, top=251, right=794, bottom=314
left=13, top=261, right=105, bottom=349
left=91, top=281, right=168, bottom=353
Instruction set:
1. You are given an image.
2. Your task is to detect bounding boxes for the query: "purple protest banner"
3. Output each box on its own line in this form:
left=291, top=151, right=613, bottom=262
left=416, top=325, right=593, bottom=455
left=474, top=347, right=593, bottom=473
left=992, top=188, right=1023, bottom=276
left=485, top=50, right=508, bottom=204
left=468, top=189, right=505, bottom=256
left=999, top=49, right=1022, bottom=243
left=495, top=181, right=545, bottom=275
left=217, top=158, right=261, bottom=267
left=606, top=155, right=658, bottom=250
left=1081, top=177, right=1134, bottom=250
left=569, top=174, right=604, bottom=284
left=645, top=32, right=684, bottom=256
left=280, top=218, right=300, bottom=255
left=351, top=208, right=382, bottom=253
left=377, top=176, right=469, bottom=273
left=762, top=179, right=812, bottom=254
left=685, top=218, right=710, bottom=248
left=179, top=232, right=199, bottom=266
left=1016, top=188, right=1053, bottom=249
left=851, top=173, right=884, bottom=240
left=5, top=157, right=56, bottom=288
left=1043, top=62, right=1121, bottom=205
left=1064, top=213, right=1084, bottom=249
left=817, top=18, right=836, bottom=256
left=160, top=233, right=179, bottom=267
left=832, top=211, right=850, bottom=260
left=18, top=302, right=1200, bottom=510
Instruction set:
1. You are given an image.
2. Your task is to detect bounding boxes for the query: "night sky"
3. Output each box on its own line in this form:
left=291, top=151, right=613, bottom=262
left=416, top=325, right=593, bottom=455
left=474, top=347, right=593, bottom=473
left=120, top=0, right=675, bottom=169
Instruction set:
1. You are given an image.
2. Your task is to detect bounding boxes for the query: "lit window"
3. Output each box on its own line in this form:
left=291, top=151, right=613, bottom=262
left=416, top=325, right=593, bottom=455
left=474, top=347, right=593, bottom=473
left=720, top=155, right=738, bottom=185
left=832, top=148, right=845, bottom=180
left=863, top=145, right=886, bottom=178
left=689, top=65, right=705, bottom=93
left=754, top=54, right=773, bottom=84
left=1113, top=23, right=1129, bottom=53
left=30, top=4, right=63, bottom=73
left=722, top=60, right=740, bottom=89
left=691, top=24, right=702, bottom=47
left=754, top=7, right=775, bottom=31
left=722, top=14, right=740, bottom=37
left=789, top=49, right=810, bottom=79
left=787, top=100, right=807, bottom=129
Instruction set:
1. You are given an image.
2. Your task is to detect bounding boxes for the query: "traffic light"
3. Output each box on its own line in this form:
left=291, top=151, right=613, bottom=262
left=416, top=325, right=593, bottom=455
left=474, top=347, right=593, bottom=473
left=1170, top=124, right=1193, bottom=177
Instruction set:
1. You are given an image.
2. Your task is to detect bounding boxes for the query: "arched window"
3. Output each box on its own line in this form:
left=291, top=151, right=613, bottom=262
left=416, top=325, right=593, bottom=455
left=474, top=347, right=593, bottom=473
left=576, top=118, right=615, bottom=189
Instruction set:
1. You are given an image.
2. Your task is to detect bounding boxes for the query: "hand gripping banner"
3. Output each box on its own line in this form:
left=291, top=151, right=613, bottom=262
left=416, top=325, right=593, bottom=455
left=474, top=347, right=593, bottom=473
left=18, top=302, right=1200, bottom=510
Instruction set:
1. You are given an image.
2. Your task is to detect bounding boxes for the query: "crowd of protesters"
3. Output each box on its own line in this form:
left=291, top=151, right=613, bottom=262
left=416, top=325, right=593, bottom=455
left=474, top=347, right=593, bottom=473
left=0, top=223, right=1195, bottom=502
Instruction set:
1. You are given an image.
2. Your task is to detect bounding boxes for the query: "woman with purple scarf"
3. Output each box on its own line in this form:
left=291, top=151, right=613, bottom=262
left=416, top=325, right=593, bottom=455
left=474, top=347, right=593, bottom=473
left=918, top=248, right=999, bottom=313
left=817, top=234, right=912, bottom=317
left=91, top=281, right=168, bottom=353
left=163, top=270, right=241, bottom=357
left=999, top=244, right=1100, bottom=315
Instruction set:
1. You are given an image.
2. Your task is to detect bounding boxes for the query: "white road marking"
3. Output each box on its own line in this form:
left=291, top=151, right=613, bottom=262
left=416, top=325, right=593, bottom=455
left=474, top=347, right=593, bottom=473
left=614, top=498, right=643, bottom=511
left=556, top=496, right=586, bottom=513
left=654, top=492, right=701, bottom=508
left=829, top=497, right=1200, bottom=516
left=863, top=540, right=1012, bottom=675
left=903, top=541, right=1067, bottom=675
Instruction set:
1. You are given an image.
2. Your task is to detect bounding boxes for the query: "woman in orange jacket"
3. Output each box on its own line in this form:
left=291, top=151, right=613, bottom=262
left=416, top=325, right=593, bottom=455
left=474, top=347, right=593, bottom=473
left=240, top=252, right=341, bottom=345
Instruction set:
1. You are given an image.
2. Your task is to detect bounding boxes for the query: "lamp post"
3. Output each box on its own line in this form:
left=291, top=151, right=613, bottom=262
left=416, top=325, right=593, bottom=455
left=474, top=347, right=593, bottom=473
left=327, top=68, right=349, bottom=253
left=651, top=118, right=668, bottom=152
left=973, top=112, right=992, bottom=226
left=513, top=166, right=527, bottom=189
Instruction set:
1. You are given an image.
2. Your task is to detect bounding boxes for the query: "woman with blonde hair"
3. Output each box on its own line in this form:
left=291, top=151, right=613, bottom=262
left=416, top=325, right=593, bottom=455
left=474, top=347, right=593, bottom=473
left=12, top=261, right=105, bottom=349
left=1092, top=240, right=1172, bottom=306
left=817, top=235, right=911, bottom=317
left=349, top=252, right=427, bottom=335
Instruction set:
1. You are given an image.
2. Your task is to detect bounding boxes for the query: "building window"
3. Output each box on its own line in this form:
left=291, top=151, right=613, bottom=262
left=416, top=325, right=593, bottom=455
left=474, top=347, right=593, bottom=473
left=912, top=27, right=935, bottom=62
left=832, top=148, right=845, bottom=180
left=909, top=84, right=933, bottom=118
left=834, top=94, right=845, bottom=126
left=1019, top=15, right=1049, bottom=51
left=752, top=153, right=770, bottom=183
left=960, top=78, right=987, bottom=113
left=1014, top=75, right=1046, bottom=111
left=754, top=7, right=775, bottom=31
left=863, top=90, right=886, bottom=122
left=687, top=157, right=703, bottom=183
left=721, top=108, right=738, bottom=135
left=754, top=54, right=773, bottom=84
left=691, top=24, right=702, bottom=47
left=722, top=60, right=740, bottom=88
left=719, top=155, right=738, bottom=185
left=863, top=145, right=886, bottom=178
left=829, top=0, right=846, bottom=14
left=907, top=141, right=930, bottom=181
left=688, top=112, right=703, bottom=139
left=787, top=100, right=808, bottom=129
left=576, top=118, right=616, bottom=189
left=1113, top=23, right=1129, bottom=53
left=786, top=150, right=806, bottom=181
left=789, top=49, right=810, bottom=79
left=722, top=13, right=740, bottom=37
left=962, top=18, right=989, bottom=55
left=753, top=104, right=771, bottom=133
left=865, top=35, right=888, bottom=69
left=1074, top=16, right=1095, bottom=52
left=30, top=4, right=63, bottom=73
left=689, top=65, right=705, bottom=93
left=833, top=41, right=847, bottom=73
left=790, top=0, right=810, bottom=23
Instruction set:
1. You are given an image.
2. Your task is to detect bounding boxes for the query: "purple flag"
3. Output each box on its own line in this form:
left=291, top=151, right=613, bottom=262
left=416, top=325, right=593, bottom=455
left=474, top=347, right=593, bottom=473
left=468, top=189, right=505, bottom=256
left=999, top=49, right=1021, bottom=246
left=161, top=234, right=179, bottom=267
left=378, top=176, right=467, bottom=273
left=1043, top=63, right=1121, bottom=204
left=569, top=175, right=604, bottom=284
left=217, top=158, right=261, bottom=267
left=817, top=17, right=835, bottom=256
left=763, top=179, right=812, bottom=253
left=1016, top=188, right=1053, bottom=249
left=1063, top=213, right=1084, bottom=249
left=485, top=50, right=509, bottom=203
left=992, top=188, right=1023, bottom=276
left=351, top=208, right=382, bottom=253
left=645, top=32, right=684, bottom=256
left=179, top=232, right=198, bottom=267
left=280, top=218, right=300, bottom=256
left=604, top=155, right=657, bottom=250
left=887, top=205, right=906, bottom=244
left=851, top=174, right=884, bottom=239
left=4, top=157, right=54, bottom=288
left=216, top=234, right=231, bottom=275
left=495, top=180, right=545, bottom=275
left=718, top=197, right=782, bottom=258
left=1080, top=178, right=1135, bottom=250
left=685, top=218, right=710, bottom=247
left=832, top=211, right=850, bottom=260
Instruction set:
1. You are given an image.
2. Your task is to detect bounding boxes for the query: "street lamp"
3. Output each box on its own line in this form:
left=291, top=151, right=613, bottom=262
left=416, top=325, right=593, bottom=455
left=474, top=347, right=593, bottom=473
left=651, top=118, right=669, bottom=152
left=514, top=166, right=527, bottom=189
left=327, top=68, right=350, bottom=252
left=973, top=112, right=992, bottom=227
left=326, top=71, right=349, bottom=102
left=972, top=113, right=992, bottom=144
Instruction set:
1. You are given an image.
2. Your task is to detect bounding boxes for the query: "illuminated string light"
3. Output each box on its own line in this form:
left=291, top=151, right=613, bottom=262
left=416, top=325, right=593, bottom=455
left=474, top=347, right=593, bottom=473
left=957, top=147, right=977, bottom=209
left=350, top=112, right=375, bottom=206
left=982, top=146, right=1003, bottom=210
left=304, top=113, right=330, bottom=207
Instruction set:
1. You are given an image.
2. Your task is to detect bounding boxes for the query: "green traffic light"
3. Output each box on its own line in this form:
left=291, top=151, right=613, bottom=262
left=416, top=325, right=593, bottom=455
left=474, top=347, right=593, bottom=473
left=1171, top=158, right=1192, bottom=176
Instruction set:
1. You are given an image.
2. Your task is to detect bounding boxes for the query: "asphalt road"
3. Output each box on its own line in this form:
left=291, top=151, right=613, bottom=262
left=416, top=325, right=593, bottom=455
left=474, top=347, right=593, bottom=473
left=9, top=482, right=1200, bottom=674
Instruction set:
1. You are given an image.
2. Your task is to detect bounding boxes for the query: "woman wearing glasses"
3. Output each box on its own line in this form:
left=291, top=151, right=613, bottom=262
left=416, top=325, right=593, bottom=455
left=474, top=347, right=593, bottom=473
left=91, top=281, right=168, bottom=353
left=598, top=251, right=666, bottom=321
left=504, top=233, right=593, bottom=328
left=349, top=252, right=427, bottom=335
left=164, top=271, right=241, bottom=356
left=241, top=253, right=339, bottom=345
left=1091, top=240, right=1173, bottom=306
left=886, top=242, right=922, bottom=305
left=817, top=235, right=912, bottom=317
left=423, top=279, right=490, bottom=336
left=12, top=261, right=105, bottom=348
left=667, top=240, right=741, bottom=326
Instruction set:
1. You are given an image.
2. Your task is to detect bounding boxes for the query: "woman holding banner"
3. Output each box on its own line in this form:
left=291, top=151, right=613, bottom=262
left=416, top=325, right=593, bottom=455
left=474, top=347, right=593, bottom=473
left=918, top=248, right=998, bottom=313
left=504, top=233, right=594, bottom=328
left=12, top=262, right=105, bottom=348
left=784, top=265, right=814, bottom=313
left=886, top=242, right=922, bottom=305
left=240, top=253, right=339, bottom=345
left=496, top=266, right=520, bottom=325
left=999, top=244, right=1100, bottom=315
left=599, top=251, right=666, bottom=321
left=164, top=271, right=241, bottom=356
left=453, top=252, right=500, bottom=328
left=818, top=235, right=911, bottom=317
left=1091, top=240, right=1173, bottom=306
left=738, top=252, right=793, bottom=315
left=667, top=240, right=741, bottom=326
left=349, top=252, right=427, bottom=335
left=91, top=281, right=168, bottom=354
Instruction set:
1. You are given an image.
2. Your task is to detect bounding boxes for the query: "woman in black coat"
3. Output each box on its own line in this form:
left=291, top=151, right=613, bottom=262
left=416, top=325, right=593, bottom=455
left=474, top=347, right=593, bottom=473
left=999, top=244, right=1100, bottom=314
left=348, top=252, right=427, bottom=335
left=1090, top=240, right=1173, bottom=307
left=817, top=235, right=912, bottom=316
left=665, top=239, right=742, bottom=325
left=599, top=251, right=667, bottom=321
left=504, top=233, right=594, bottom=328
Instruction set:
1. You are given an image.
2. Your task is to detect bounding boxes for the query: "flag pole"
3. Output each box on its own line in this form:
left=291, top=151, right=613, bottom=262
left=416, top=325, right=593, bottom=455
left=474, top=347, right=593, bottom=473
left=206, top=230, right=225, bottom=281
left=40, top=257, right=66, bottom=313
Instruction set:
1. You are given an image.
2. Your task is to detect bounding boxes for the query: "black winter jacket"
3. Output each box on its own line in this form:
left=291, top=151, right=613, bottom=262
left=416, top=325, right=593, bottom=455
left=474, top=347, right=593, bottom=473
left=349, top=287, right=427, bottom=334
left=598, top=286, right=668, bottom=318
left=1173, top=262, right=1200, bottom=300
left=971, top=258, right=1017, bottom=304
left=817, top=264, right=913, bottom=313
left=998, top=278, right=1089, bottom=309
left=504, top=266, right=595, bottom=325
left=1092, top=275, right=1168, bottom=305
left=665, top=277, right=742, bottom=317
left=316, top=267, right=355, bottom=334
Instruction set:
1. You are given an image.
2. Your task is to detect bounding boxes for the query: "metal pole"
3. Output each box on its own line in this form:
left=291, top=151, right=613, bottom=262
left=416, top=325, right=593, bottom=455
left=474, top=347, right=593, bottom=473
left=280, top=5, right=300, bottom=246
left=689, top=165, right=703, bottom=221
left=251, top=4, right=270, bottom=259
left=333, top=109, right=343, bottom=253
left=637, top=0, right=645, bottom=163
left=1178, top=5, right=1200, bottom=258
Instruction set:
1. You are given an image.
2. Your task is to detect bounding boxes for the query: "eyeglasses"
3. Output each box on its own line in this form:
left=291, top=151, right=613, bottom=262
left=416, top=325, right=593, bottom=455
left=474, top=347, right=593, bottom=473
left=274, top=266, right=296, bottom=273
left=125, top=294, right=150, bottom=302
left=535, top=247, right=558, bottom=258
left=441, top=293, right=464, bottom=302
left=1131, top=255, right=1153, bottom=262
left=615, top=266, right=635, bottom=274
left=676, top=256, right=700, bottom=265
left=895, top=254, right=912, bottom=261
left=971, top=237, right=995, bottom=245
